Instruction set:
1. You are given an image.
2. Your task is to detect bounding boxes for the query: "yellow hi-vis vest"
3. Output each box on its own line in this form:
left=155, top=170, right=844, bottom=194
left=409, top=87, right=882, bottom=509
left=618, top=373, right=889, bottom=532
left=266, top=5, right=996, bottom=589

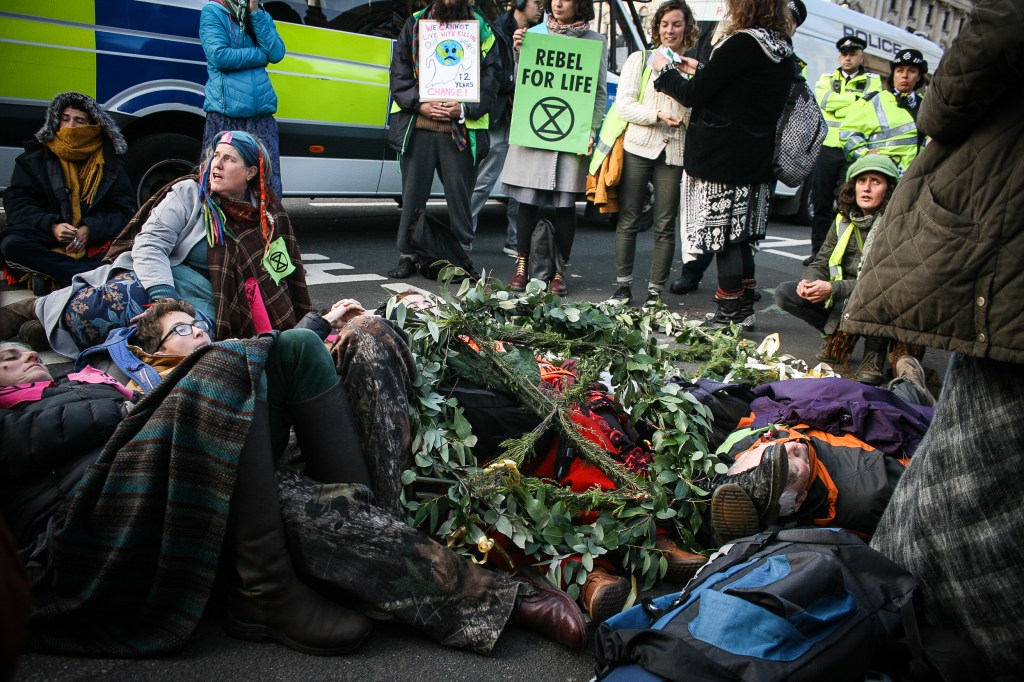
left=839, top=90, right=922, bottom=174
left=814, top=68, right=882, bottom=148
left=589, top=53, right=652, bottom=175
left=827, top=215, right=863, bottom=282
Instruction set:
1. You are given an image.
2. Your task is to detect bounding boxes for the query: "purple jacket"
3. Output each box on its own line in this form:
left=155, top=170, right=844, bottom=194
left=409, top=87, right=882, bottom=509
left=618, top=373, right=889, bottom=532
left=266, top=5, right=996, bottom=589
left=749, top=378, right=932, bottom=455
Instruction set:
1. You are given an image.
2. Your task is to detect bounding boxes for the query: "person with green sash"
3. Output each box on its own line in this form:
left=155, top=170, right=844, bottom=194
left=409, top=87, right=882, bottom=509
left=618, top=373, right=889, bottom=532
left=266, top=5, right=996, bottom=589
left=773, top=154, right=900, bottom=385
left=606, top=0, right=696, bottom=306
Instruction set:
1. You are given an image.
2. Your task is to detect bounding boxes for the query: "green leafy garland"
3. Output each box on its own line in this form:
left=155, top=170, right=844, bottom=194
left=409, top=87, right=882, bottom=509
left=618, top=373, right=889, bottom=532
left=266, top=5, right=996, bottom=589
left=394, top=269, right=779, bottom=596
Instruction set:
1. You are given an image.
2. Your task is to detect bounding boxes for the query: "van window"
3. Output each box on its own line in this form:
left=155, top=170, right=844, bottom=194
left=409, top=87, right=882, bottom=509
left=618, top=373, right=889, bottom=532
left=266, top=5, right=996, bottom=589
left=592, top=0, right=648, bottom=74
left=265, top=0, right=400, bottom=38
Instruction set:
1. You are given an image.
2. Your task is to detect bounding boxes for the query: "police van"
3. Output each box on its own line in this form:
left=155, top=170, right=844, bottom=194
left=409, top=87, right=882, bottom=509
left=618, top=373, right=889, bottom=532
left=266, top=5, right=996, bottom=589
left=0, top=0, right=646, bottom=204
left=686, top=0, right=943, bottom=223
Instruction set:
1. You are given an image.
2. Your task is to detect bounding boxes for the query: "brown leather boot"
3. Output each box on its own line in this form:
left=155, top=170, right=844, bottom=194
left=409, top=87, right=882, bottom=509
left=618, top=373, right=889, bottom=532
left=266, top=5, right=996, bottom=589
left=654, top=537, right=708, bottom=584
left=549, top=271, right=567, bottom=295
left=513, top=583, right=588, bottom=650
left=580, top=567, right=629, bottom=624
left=509, top=255, right=528, bottom=292
left=0, top=297, right=38, bottom=341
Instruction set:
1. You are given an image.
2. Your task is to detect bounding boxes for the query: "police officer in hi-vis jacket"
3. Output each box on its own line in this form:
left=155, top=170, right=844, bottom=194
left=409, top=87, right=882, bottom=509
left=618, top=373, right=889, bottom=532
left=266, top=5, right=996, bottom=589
left=806, top=36, right=881, bottom=264
left=839, top=48, right=928, bottom=176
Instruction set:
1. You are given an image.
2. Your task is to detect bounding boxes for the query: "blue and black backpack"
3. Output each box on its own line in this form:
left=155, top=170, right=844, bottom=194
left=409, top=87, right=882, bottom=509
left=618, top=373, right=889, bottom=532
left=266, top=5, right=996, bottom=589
left=594, top=528, right=922, bottom=682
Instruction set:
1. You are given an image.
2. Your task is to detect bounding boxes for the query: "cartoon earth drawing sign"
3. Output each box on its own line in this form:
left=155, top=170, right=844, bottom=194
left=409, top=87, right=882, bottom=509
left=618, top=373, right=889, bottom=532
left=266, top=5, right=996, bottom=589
left=418, top=19, right=481, bottom=103
left=509, top=31, right=603, bottom=154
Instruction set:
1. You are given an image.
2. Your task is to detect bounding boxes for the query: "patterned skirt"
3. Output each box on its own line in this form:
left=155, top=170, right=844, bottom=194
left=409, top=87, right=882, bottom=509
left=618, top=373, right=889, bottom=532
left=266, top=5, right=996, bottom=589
left=202, top=111, right=282, bottom=199
left=682, top=173, right=772, bottom=252
left=62, top=271, right=149, bottom=349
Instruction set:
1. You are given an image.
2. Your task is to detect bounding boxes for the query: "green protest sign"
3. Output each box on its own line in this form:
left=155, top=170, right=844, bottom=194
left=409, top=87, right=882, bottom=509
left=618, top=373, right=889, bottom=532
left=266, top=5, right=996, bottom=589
left=509, top=31, right=603, bottom=154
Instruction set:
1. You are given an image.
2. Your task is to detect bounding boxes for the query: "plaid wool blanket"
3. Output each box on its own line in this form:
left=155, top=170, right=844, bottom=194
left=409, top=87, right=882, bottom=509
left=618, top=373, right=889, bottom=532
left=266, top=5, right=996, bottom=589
left=29, top=335, right=275, bottom=656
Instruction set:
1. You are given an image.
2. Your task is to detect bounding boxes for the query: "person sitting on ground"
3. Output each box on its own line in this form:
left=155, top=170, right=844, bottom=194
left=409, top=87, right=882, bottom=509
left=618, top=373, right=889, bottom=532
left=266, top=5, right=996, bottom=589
left=0, top=130, right=310, bottom=360
left=774, top=154, right=900, bottom=385
left=1, top=335, right=586, bottom=657
left=0, top=91, right=136, bottom=290
left=707, top=363, right=934, bottom=543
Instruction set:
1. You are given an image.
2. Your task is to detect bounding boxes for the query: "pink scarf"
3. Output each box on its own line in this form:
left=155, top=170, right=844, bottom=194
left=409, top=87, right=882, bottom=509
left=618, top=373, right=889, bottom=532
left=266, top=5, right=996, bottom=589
left=0, top=366, right=133, bottom=409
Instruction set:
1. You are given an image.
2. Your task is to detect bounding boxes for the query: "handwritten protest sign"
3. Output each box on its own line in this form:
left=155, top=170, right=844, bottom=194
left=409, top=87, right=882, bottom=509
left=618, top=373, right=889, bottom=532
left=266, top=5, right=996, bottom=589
left=418, top=19, right=481, bottom=103
left=509, top=31, right=603, bottom=154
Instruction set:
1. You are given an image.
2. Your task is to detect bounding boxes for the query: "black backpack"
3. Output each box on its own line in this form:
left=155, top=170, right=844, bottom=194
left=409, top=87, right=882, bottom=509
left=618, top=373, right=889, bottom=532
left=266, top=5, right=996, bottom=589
left=408, top=209, right=477, bottom=281
left=594, top=528, right=920, bottom=682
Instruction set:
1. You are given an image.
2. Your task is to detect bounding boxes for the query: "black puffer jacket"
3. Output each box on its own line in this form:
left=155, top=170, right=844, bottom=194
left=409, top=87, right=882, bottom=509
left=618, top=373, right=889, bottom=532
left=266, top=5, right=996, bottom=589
left=0, top=381, right=128, bottom=550
left=0, top=138, right=137, bottom=248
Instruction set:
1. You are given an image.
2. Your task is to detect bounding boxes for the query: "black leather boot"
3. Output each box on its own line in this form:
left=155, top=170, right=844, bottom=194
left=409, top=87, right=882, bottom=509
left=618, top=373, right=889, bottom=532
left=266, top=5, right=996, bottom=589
left=0, top=297, right=38, bottom=341
left=286, top=380, right=371, bottom=486
left=702, top=294, right=746, bottom=330
left=225, top=400, right=372, bottom=655
left=739, top=288, right=757, bottom=331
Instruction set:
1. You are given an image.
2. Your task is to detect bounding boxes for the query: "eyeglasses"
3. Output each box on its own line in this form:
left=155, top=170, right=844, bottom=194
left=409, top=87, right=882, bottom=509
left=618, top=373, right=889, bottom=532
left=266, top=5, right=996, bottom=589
left=158, top=319, right=210, bottom=347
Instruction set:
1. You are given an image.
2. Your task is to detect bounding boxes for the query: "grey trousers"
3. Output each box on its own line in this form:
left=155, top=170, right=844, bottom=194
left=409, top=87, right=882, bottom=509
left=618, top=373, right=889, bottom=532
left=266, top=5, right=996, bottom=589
left=614, top=151, right=683, bottom=291
left=397, top=129, right=476, bottom=254
left=470, top=122, right=519, bottom=248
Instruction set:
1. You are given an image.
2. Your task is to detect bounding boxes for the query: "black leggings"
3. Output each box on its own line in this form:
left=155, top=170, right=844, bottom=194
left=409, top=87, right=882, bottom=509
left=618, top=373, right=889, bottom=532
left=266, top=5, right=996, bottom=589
left=516, top=203, right=576, bottom=262
left=716, top=241, right=756, bottom=294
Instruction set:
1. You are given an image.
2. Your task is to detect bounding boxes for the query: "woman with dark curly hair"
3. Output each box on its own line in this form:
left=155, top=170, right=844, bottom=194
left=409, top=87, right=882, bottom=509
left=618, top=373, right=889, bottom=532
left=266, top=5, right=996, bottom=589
left=503, top=0, right=608, bottom=295
left=773, top=154, right=900, bottom=383
left=650, top=0, right=793, bottom=328
left=608, top=0, right=697, bottom=306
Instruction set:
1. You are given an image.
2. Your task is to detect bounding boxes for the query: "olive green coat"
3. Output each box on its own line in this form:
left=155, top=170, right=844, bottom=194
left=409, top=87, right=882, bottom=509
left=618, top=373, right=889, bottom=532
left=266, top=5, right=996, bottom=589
left=841, top=0, right=1024, bottom=363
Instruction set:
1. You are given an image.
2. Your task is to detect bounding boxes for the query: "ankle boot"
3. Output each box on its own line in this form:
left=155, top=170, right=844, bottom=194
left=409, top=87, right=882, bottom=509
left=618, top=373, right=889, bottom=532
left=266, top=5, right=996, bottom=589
left=580, top=567, right=629, bottom=624
left=509, top=255, right=528, bottom=292
left=855, top=337, right=889, bottom=386
left=549, top=271, right=567, bottom=295
left=0, top=297, right=38, bottom=341
left=712, top=443, right=788, bottom=535
left=286, top=380, right=371, bottom=486
left=225, top=400, right=372, bottom=655
left=654, top=537, right=708, bottom=584
left=702, top=293, right=745, bottom=330
left=738, top=288, right=757, bottom=330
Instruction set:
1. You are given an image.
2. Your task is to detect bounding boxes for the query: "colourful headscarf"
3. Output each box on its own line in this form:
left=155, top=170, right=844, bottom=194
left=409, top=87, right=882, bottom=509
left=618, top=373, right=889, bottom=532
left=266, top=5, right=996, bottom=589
left=199, top=130, right=274, bottom=250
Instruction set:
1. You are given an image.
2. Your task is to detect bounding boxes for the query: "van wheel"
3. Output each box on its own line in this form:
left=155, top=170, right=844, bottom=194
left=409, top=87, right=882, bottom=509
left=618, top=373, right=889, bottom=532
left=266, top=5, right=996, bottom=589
left=792, top=182, right=815, bottom=226
left=124, top=133, right=201, bottom=205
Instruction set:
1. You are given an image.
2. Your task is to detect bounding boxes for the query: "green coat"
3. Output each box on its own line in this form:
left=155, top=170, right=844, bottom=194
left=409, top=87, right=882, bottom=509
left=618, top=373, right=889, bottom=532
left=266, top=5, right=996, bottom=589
left=803, top=213, right=870, bottom=335
left=841, top=0, right=1024, bottom=362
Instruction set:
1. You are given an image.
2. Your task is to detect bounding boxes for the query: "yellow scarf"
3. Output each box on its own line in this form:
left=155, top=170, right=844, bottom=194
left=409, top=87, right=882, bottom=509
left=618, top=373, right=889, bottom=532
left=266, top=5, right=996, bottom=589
left=46, top=124, right=105, bottom=227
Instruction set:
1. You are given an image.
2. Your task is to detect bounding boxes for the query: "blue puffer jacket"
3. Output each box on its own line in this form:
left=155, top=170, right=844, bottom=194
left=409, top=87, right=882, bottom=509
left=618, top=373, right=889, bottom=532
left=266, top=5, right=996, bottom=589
left=200, top=2, right=286, bottom=118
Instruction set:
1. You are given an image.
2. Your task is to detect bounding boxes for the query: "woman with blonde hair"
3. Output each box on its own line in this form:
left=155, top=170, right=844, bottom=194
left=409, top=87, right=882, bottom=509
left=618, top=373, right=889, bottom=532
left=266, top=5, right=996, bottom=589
left=610, top=0, right=697, bottom=305
left=651, top=0, right=793, bottom=327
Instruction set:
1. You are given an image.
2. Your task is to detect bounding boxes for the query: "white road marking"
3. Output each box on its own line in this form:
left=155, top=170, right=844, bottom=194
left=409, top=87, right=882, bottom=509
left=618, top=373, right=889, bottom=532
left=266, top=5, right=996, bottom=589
left=304, top=264, right=387, bottom=286
left=302, top=253, right=330, bottom=261
left=759, top=235, right=812, bottom=260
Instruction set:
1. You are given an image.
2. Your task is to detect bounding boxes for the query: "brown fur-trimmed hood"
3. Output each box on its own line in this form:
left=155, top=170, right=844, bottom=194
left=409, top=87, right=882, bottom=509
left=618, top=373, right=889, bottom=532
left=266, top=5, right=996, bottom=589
left=35, top=91, right=128, bottom=155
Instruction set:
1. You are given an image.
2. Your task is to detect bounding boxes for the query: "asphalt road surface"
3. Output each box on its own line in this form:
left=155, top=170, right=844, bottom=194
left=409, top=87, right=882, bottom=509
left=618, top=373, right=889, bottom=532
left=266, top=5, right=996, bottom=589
left=7, top=199, right=948, bottom=681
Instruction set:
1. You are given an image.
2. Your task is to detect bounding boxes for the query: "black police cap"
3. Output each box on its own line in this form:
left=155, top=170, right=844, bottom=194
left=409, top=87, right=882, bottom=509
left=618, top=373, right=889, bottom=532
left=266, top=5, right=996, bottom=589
left=836, top=36, right=867, bottom=52
left=891, top=48, right=928, bottom=75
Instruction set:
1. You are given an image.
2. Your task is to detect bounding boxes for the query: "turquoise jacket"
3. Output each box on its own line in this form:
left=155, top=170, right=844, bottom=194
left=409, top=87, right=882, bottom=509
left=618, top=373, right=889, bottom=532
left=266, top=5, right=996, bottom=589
left=200, top=3, right=286, bottom=118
